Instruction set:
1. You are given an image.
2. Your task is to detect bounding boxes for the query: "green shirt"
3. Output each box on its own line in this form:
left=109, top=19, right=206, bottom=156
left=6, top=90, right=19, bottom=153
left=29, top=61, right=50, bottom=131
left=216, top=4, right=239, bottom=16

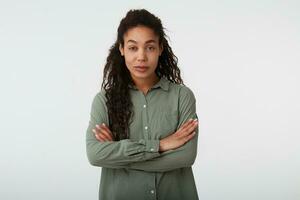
left=86, top=76, right=199, bottom=200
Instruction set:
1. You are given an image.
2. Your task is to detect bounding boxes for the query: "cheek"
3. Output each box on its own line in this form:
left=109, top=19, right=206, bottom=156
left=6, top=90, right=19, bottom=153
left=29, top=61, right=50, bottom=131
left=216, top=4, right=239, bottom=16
left=149, top=54, right=160, bottom=65
left=124, top=55, right=135, bottom=67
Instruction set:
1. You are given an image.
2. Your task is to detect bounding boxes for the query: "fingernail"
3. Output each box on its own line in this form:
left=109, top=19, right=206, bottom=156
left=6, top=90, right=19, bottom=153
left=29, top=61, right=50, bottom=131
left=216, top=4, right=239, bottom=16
left=92, top=129, right=95, bottom=132
left=102, top=123, right=106, bottom=126
left=96, top=124, right=100, bottom=128
left=193, top=118, right=198, bottom=121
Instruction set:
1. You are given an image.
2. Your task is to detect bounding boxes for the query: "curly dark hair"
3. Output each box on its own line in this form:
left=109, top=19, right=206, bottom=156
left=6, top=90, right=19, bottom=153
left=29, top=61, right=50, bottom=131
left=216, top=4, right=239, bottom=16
left=101, top=8, right=184, bottom=141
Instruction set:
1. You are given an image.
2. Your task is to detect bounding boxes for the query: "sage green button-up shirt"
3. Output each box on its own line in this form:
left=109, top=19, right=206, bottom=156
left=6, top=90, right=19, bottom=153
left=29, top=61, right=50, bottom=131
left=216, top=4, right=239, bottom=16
left=86, top=76, right=199, bottom=200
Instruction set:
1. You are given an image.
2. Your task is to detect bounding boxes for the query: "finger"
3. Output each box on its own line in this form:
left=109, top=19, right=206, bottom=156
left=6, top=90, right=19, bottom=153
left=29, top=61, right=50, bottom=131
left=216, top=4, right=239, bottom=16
left=93, top=128, right=107, bottom=141
left=95, top=132, right=104, bottom=142
left=98, top=126, right=113, bottom=141
left=98, top=132, right=109, bottom=142
left=179, top=119, right=198, bottom=135
left=95, top=124, right=102, bottom=132
left=100, top=132, right=113, bottom=141
left=92, top=128, right=100, bottom=135
left=100, top=124, right=114, bottom=140
left=103, top=133, right=113, bottom=141
left=95, top=124, right=111, bottom=141
left=98, top=131, right=111, bottom=141
left=93, top=128, right=107, bottom=142
left=100, top=123, right=111, bottom=132
left=185, top=120, right=198, bottom=134
left=184, top=131, right=196, bottom=143
left=177, top=118, right=194, bottom=132
left=96, top=124, right=114, bottom=141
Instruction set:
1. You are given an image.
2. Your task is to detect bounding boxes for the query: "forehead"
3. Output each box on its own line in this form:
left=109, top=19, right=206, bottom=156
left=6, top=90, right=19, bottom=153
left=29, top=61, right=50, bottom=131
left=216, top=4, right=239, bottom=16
left=123, top=26, right=159, bottom=44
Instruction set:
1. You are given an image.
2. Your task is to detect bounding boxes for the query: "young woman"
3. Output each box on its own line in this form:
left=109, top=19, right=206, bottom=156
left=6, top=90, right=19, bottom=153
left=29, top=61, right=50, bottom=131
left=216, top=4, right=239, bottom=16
left=86, top=8, right=199, bottom=200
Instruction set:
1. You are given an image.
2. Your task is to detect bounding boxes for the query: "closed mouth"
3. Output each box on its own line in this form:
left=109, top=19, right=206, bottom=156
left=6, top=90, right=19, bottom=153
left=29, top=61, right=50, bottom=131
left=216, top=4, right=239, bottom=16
left=134, top=66, right=148, bottom=68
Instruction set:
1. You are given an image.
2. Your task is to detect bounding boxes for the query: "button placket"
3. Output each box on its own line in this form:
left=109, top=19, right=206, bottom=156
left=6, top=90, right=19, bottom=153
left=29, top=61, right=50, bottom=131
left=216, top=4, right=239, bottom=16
left=141, top=93, right=149, bottom=138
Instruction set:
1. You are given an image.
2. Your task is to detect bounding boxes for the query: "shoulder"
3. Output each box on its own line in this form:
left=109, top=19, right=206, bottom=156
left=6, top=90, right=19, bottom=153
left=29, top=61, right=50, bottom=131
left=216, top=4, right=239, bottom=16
left=169, top=82, right=196, bottom=102
left=91, top=89, right=107, bottom=108
left=95, top=89, right=107, bottom=100
left=89, top=89, right=109, bottom=121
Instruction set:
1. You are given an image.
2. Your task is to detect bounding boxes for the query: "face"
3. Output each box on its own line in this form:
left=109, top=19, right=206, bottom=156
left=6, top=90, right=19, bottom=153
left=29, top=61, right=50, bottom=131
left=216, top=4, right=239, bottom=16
left=119, top=26, right=163, bottom=82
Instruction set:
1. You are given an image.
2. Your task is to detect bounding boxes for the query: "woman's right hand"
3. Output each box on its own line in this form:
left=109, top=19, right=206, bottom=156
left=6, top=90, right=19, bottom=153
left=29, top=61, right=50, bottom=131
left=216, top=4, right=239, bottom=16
left=159, top=118, right=198, bottom=152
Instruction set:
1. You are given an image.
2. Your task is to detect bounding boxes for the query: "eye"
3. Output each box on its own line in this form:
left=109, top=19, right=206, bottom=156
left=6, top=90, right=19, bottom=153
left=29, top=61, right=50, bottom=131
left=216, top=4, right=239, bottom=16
left=128, top=46, right=137, bottom=51
left=147, top=46, right=155, bottom=51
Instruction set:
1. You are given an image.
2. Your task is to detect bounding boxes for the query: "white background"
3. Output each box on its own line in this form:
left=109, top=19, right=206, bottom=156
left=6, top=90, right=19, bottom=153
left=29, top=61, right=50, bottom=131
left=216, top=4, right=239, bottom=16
left=0, top=1, right=299, bottom=200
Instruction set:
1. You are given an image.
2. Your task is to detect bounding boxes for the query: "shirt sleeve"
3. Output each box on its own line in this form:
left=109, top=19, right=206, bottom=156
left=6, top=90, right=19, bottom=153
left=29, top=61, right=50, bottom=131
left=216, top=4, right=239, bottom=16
left=86, top=90, right=161, bottom=168
left=128, top=86, right=199, bottom=172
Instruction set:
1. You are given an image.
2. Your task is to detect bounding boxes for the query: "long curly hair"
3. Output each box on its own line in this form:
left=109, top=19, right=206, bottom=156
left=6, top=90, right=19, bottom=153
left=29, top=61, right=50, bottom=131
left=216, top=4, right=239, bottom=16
left=101, top=8, right=184, bottom=141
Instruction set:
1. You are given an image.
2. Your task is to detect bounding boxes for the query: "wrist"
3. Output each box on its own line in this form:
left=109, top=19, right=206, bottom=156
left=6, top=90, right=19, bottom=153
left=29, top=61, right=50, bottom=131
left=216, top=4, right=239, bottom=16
left=159, top=140, right=166, bottom=153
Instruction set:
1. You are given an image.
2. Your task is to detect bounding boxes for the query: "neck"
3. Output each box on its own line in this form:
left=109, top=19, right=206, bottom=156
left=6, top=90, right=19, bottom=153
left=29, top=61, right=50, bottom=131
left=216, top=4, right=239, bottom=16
left=131, top=74, right=160, bottom=93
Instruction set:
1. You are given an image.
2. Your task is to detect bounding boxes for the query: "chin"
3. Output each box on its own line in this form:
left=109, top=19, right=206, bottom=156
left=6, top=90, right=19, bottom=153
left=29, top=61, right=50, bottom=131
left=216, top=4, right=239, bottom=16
left=131, top=72, right=152, bottom=79
left=133, top=74, right=150, bottom=79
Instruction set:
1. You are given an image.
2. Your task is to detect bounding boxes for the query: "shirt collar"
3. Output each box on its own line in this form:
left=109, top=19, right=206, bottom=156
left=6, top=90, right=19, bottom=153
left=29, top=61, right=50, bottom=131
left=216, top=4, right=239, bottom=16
left=128, top=76, right=170, bottom=91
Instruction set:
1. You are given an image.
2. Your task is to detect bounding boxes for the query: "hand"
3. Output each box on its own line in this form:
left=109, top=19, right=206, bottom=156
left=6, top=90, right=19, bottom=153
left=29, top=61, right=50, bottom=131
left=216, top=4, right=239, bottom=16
left=159, top=118, right=198, bottom=152
left=92, top=123, right=114, bottom=142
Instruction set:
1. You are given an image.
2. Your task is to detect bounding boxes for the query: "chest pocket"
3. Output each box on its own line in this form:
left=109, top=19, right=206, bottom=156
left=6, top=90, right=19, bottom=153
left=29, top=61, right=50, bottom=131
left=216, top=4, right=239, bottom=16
left=151, top=111, right=178, bottom=139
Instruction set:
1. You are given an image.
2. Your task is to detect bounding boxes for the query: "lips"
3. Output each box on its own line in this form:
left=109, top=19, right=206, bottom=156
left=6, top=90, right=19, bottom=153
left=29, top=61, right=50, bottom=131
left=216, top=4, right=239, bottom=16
left=134, top=66, right=149, bottom=72
left=134, top=66, right=148, bottom=69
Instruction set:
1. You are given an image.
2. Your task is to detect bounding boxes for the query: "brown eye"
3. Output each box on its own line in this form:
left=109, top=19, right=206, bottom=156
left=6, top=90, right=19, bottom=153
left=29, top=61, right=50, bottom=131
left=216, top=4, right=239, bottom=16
left=147, top=46, right=155, bottom=51
left=129, top=46, right=137, bottom=51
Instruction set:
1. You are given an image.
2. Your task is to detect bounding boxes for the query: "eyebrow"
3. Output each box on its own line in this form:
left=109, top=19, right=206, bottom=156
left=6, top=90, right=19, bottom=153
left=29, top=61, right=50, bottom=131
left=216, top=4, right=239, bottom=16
left=127, top=39, right=157, bottom=44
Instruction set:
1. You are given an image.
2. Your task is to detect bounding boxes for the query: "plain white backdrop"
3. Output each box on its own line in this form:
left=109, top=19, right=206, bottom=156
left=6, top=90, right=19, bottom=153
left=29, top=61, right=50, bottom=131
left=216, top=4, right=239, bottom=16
left=0, top=1, right=299, bottom=199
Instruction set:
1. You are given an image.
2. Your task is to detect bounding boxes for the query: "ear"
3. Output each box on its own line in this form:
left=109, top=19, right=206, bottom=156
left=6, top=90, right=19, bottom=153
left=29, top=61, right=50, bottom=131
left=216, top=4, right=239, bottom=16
left=119, top=44, right=124, bottom=56
left=159, top=44, right=163, bottom=56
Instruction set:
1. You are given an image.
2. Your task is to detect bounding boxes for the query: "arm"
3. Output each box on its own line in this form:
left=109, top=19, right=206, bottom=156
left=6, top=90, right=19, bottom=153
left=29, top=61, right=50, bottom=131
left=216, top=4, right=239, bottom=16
left=128, top=86, right=199, bottom=172
left=86, top=91, right=161, bottom=168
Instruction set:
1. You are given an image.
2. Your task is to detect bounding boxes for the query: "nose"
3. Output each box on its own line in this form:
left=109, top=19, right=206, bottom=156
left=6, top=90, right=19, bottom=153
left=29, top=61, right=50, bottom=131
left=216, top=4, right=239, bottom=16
left=137, top=49, right=147, bottom=61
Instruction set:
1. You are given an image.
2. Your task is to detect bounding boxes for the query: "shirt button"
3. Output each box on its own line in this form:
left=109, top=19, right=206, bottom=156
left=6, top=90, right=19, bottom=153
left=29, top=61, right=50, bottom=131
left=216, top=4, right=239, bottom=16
left=143, top=104, right=146, bottom=108
left=145, top=126, right=148, bottom=130
left=150, top=148, right=154, bottom=152
left=150, top=190, right=155, bottom=194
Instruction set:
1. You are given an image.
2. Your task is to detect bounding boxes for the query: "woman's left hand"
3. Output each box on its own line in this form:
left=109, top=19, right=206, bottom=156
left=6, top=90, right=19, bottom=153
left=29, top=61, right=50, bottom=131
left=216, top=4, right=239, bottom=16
left=92, top=123, right=114, bottom=142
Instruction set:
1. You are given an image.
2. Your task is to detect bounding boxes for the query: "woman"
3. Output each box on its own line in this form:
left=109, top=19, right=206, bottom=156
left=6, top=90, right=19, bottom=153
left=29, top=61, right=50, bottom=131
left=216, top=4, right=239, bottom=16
left=86, top=8, right=199, bottom=200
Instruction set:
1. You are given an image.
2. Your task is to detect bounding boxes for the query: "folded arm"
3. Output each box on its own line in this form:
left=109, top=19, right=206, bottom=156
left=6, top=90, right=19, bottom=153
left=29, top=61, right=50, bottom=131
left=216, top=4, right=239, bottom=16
left=86, top=91, right=161, bottom=168
left=128, top=86, right=199, bottom=172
